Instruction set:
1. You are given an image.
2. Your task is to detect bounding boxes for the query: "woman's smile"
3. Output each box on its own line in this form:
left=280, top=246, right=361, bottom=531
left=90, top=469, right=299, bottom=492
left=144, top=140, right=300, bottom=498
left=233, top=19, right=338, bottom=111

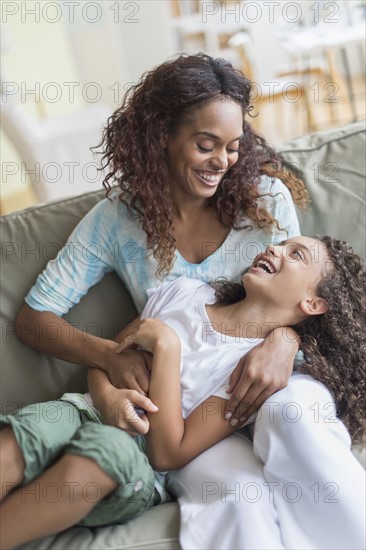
left=163, top=97, right=243, bottom=202
left=194, top=169, right=226, bottom=187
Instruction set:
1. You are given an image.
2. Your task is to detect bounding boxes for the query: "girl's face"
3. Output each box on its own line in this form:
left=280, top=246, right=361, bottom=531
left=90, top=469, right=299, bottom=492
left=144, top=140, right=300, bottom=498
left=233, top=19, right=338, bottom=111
left=244, top=236, right=331, bottom=318
left=163, top=96, right=243, bottom=203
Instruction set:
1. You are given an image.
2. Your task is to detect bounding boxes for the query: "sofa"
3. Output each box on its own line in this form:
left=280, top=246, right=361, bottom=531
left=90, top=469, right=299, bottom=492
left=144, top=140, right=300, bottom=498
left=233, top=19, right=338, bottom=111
left=1, top=121, right=365, bottom=549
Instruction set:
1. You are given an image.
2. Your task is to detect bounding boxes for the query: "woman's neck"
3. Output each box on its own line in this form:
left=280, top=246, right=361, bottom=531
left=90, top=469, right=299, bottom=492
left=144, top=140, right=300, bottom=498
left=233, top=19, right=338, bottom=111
left=169, top=184, right=215, bottom=221
left=174, top=198, right=214, bottom=222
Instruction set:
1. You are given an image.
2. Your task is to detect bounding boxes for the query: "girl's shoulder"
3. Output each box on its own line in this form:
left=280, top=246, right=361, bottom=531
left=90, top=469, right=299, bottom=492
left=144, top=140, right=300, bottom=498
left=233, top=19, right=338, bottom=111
left=165, top=276, right=213, bottom=296
left=147, top=276, right=213, bottom=304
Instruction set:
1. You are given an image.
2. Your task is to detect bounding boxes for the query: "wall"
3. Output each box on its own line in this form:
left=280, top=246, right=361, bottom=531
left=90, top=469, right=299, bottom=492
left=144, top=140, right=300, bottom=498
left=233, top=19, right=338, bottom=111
left=1, top=4, right=82, bottom=205
left=0, top=1, right=176, bottom=211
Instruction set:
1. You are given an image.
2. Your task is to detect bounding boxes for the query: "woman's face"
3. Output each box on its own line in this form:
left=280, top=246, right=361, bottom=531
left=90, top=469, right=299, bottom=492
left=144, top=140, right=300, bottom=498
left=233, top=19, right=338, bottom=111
left=163, top=97, right=244, bottom=202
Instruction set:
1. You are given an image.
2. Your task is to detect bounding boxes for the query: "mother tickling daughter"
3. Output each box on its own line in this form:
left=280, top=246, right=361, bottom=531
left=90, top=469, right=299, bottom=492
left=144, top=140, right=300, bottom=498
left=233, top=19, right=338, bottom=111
left=1, top=235, right=365, bottom=549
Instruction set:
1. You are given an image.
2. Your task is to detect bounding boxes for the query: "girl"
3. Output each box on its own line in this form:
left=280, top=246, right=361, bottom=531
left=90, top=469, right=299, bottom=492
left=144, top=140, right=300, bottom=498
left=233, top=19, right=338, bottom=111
left=1, top=236, right=365, bottom=549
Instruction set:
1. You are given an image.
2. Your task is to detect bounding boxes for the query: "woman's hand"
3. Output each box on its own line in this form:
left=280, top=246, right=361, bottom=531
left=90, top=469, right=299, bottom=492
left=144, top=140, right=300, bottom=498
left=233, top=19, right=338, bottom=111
left=224, top=327, right=299, bottom=426
left=107, top=347, right=153, bottom=393
left=116, top=318, right=180, bottom=356
left=99, top=385, right=159, bottom=436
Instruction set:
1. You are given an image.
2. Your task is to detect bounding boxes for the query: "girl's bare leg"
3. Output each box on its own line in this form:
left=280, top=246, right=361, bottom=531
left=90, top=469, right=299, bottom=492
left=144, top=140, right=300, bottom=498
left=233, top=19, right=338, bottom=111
left=0, top=427, right=25, bottom=501
left=0, top=454, right=117, bottom=550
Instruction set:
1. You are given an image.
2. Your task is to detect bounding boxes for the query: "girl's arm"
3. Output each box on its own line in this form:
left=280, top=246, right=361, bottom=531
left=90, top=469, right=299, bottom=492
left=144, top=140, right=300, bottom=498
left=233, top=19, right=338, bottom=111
left=88, top=315, right=158, bottom=434
left=88, top=368, right=158, bottom=435
left=130, top=318, right=237, bottom=471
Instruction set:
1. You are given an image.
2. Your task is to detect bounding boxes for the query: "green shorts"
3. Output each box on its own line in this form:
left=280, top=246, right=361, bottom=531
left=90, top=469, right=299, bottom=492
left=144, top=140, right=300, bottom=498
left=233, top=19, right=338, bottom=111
left=0, top=401, right=157, bottom=527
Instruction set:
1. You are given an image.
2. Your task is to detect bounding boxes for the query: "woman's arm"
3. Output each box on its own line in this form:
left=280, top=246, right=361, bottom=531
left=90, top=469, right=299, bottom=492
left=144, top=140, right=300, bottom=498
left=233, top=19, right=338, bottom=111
left=224, top=326, right=300, bottom=425
left=221, top=176, right=302, bottom=422
left=16, top=304, right=117, bottom=370
left=129, top=318, right=237, bottom=470
left=16, top=306, right=151, bottom=392
left=221, top=178, right=302, bottom=422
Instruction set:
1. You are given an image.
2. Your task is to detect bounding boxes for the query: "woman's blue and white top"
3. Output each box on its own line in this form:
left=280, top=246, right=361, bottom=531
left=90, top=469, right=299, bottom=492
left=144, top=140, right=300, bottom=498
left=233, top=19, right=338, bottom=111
left=25, top=176, right=300, bottom=315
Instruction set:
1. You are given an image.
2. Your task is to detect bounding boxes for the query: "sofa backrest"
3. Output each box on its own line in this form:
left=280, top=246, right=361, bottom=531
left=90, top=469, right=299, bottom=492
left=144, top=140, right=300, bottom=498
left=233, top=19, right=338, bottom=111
left=1, top=121, right=365, bottom=409
left=278, top=121, right=365, bottom=258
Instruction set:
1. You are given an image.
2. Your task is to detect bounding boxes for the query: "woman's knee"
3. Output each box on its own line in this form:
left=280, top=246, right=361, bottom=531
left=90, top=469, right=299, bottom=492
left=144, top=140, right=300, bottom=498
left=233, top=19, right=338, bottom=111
left=258, top=374, right=333, bottom=431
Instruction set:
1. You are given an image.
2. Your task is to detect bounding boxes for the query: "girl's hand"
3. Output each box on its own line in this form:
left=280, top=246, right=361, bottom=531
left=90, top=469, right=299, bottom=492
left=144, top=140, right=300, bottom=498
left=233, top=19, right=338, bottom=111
left=100, top=386, right=158, bottom=436
left=224, top=327, right=299, bottom=426
left=116, top=318, right=180, bottom=355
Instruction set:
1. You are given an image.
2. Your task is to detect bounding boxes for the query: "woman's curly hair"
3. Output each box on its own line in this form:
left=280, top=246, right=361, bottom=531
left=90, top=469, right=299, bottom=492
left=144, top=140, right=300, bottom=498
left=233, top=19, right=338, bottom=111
left=98, top=53, right=308, bottom=277
left=211, top=236, right=366, bottom=443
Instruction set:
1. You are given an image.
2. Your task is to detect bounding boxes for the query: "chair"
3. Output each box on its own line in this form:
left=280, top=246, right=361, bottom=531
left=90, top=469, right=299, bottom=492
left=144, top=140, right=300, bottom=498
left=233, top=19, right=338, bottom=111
left=1, top=93, right=110, bottom=203
left=228, top=31, right=328, bottom=136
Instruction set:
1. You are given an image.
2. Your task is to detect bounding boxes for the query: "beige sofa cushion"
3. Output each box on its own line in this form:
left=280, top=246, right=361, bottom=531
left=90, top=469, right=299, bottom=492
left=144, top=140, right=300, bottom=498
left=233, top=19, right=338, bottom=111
left=17, top=503, right=180, bottom=550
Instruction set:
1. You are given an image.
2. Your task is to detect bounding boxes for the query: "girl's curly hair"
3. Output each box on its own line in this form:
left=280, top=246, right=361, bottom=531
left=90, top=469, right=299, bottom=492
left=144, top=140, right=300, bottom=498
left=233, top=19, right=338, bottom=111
left=98, top=53, right=308, bottom=276
left=211, top=237, right=366, bottom=443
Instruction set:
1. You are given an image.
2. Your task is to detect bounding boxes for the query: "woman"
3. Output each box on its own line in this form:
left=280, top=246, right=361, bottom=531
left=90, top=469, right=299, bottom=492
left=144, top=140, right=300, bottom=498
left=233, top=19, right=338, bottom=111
left=12, top=54, right=308, bottom=543
left=1, top=236, right=365, bottom=549
left=16, top=53, right=306, bottom=428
